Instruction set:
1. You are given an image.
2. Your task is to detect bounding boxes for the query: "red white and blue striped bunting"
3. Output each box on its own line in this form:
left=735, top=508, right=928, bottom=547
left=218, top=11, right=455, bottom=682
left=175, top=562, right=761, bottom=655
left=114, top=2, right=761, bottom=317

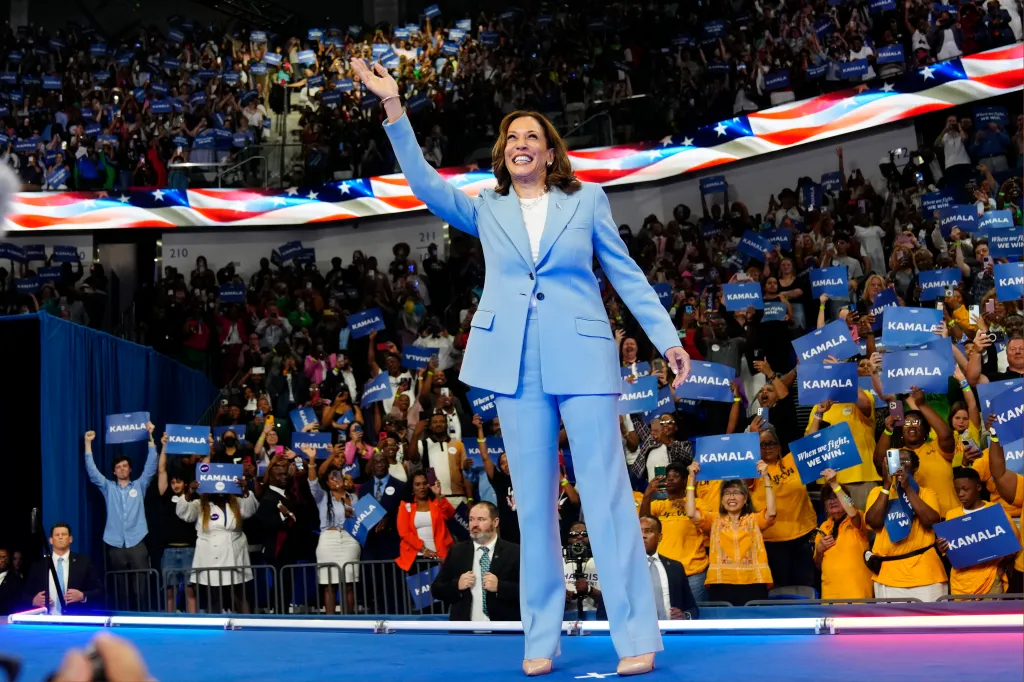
left=6, top=44, right=1021, bottom=232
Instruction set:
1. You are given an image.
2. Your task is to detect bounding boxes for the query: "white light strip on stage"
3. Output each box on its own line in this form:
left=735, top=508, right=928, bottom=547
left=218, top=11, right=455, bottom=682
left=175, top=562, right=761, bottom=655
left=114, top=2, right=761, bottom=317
left=830, top=614, right=1024, bottom=631
left=581, top=618, right=824, bottom=633
left=8, top=613, right=110, bottom=626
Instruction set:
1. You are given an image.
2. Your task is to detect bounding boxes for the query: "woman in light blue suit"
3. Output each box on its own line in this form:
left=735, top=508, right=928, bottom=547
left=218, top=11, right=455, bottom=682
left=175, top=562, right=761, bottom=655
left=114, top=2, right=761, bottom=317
left=353, top=59, right=692, bottom=677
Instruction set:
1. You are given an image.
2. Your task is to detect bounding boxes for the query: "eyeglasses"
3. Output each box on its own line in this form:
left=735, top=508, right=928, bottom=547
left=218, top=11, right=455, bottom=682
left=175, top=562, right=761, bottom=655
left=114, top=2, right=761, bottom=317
left=760, top=441, right=780, bottom=448
left=722, top=490, right=746, bottom=498
left=658, top=419, right=675, bottom=426
left=904, top=419, right=923, bottom=427
left=568, top=530, right=589, bottom=538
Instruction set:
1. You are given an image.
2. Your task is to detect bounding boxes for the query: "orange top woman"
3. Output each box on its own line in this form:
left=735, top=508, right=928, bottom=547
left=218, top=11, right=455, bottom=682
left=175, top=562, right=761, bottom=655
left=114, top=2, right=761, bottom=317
left=396, top=471, right=457, bottom=572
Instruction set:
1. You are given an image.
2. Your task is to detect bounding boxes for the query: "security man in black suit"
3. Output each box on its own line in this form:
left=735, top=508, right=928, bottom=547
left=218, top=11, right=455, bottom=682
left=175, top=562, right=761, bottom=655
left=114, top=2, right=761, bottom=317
left=25, top=523, right=103, bottom=613
left=0, top=547, right=24, bottom=615
left=431, top=501, right=521, bottom=621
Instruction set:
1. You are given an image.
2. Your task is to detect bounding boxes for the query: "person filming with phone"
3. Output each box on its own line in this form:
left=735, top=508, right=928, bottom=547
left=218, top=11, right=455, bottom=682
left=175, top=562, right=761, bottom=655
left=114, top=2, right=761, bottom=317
left=410, top=411, right=471, bottom=508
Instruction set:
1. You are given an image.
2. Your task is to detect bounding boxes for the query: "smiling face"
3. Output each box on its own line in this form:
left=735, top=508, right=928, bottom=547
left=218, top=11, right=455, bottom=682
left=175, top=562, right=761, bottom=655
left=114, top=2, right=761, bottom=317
left=621, top=338, right=638, bottom=363
left=503, top=116, right=554, bottom=185
left=720, top=483, right=748, bottom=514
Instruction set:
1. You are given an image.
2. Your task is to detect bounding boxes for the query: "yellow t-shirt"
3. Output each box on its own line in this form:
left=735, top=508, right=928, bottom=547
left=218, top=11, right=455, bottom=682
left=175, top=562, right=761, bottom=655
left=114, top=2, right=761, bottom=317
left=1013, top=475, right=1024, bottom=573
left=650, top=498, right=709, bottom=576
left=696, top=479, right=722, bottom=511
left=697, top=509, right=775, bottom=586
left=633, top=491, right=644, bottom=513
left=972, top=452, right=1022, bottom=518
left=809, top=394, right=880, bottom=484
left=750, top=454, right=817, bottom=542
left=866, top=485, right=948, bottom=588
left=816, top=512, right=874, bottom=600
left=951, top=423, right=982, bottom=467
left=943, top=502, right=1018, bottom=596
left=908, top=440, right=957, bottom=518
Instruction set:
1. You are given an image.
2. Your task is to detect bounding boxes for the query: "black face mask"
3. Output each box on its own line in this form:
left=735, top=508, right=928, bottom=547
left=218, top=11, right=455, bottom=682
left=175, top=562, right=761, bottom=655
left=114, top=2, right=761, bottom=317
left=223, top=436, right=237, bottom=448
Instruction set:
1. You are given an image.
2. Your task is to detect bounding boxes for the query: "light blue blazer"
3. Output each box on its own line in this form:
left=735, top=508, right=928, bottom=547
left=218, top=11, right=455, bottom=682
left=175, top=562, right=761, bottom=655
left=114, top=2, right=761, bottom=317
left=383, top=114, right=679, bottom=396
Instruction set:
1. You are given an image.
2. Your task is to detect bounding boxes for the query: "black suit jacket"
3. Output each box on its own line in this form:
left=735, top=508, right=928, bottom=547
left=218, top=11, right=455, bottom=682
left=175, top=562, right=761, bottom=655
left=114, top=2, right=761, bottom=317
left=0, top=570, right=24, bottom=615
left=25, top=552, right=103, bottom=612
left=357, top=476, right=406, bottom=561
left=595, top=554, right=698, bottom=621
left=254, top=487, right=303, bottom=566
left=431, top=538, right=520, bottom=621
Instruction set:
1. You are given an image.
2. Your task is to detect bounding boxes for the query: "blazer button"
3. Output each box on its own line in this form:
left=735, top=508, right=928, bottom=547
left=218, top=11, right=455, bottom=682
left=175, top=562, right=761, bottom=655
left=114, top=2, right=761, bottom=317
left=529, top=273, right=535, bottom=280
left=536, top=292, right=545, bottom=301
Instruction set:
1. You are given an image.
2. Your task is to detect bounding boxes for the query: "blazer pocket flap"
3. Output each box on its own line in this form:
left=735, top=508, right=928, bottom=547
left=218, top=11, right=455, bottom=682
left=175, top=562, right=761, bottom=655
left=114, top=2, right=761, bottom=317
left=470, top=309, right=495, bottom=330
left=575, top=317, right=613, bottom=339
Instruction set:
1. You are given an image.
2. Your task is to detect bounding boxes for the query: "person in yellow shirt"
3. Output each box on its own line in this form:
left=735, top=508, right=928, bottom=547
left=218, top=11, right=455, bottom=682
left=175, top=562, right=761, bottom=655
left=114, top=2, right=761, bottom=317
left=806, top=389, right=880, bottom=510
left=874, top=386, right=958, bottom=518
left=937, top=467, right=1019, bottom=596
left=865, top=449, right=948, bottom=601
left=970, top=450, right=1023, bottom=519
left=815, top=468, right=874, bottom=600
left=684, top=460, right=777, bottom=607
left=638, top=463, right=709, bottom=604
left=947, top=367, right=982, bottom=467
left=986, top=434, right=1024, bottom=594
left=748, top=419, right=817, bottom=591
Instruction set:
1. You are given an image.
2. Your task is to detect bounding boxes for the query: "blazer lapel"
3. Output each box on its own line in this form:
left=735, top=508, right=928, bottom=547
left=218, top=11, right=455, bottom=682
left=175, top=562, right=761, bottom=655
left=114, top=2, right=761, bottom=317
left=487, top=192, right=534, bottom=269
left=536, top=188, right=581, bottom=266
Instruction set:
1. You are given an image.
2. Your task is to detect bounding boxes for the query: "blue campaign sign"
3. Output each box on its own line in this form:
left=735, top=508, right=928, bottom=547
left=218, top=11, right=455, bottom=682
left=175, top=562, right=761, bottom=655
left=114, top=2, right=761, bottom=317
left=249, top=63, right=268, bottom=76
left=23, top=244, right=45, bottom=261
left=703, top=19, right=727, bottom=37
left=876, top=44, right=905, bottom=64
left=336, top=78, right=354, bottom=92
left=360, top=373, right=394, bottom=408
left=621, top=361, right=651, bottom=378
left=882, top=347, right=952, bottom=394
left=699, top=175, right=727, bottom=194
left=407, top=93, right=429, bottom=112
left=821, top=171, right=842, bottom=191
left=918, top=268, right=961, bottom=301
left=424, top=3, right=441, bottom=18
left=218, top=283, right=245, bottom=302
left=447, top=501, right=470, bottom=541
left=46, top=166, right=69, bottom=188
left=810, top=266, right=848, bottom=299
left=858, top=375, right=886, bottom=407
left=308, top=28, right=324, bottom=41
left=105, top=411, right=150, bottom=445
left=0, top=243, right=25, bottom=263
left=402, top=346, right=437, bottom=370
left=987, top=227, right=1023, bottom=259
left=761, top=228, right=792, bottom=250
left=797, top=362, right=859, bottom=407
left=38, top=267, right=62, bottom=282
left=211, top=426, right=247, bottom=446
left=694, top=432, right=760, bottom=481
left=297, top=50, right=317, bottom=65
left=466, top=387, right=498, bottom=421
left=994, top=262, right=1024, bottom=302
left=868, top=287, right=899, bottom=332
left=645, top=386, right=676, bottom=419
left=789, top=422, right=862, bottom=483
left=464, top=437, right=505, bottom=469
left=345, top=494, right=386, bottom=544
left=885, top=496, right=913, bottom=543
left=456, top=18, right=472, bottom=30
left=264, top=52, right=282, bottom=66
left=677, top=361, right=734, bottom=402
left=723, top=282, right=764, bottom=311
left=973, top=105, right=1009, bottom=127
left=348, top=307, right=385, bottom=338
left=988, top=384, right=1024, bottom=443
left=195, top=463, right=242, bottom=494
left=977, top=378, right=1022, bottom=415
left=406, top=564, right=441, bottom=610
left=762, top=301, right=788, bottom=322
left=921, top=190, right=955, bottom=213
left=934, top=503, right=1021, bottom=570
left=737, top=230, right=773, bottom=262
left=801, top=184, right=824, bottom=209
left=870, top=0, right=896, bottom=11
left=291, top=432, right=332, bottom=457
left=839, top=59, right=868, bottom=79
left=883, top=307, right=941, bottom=347
left=792, top=319, right=860, bottom=363
left=14, top=277, right=40, bottom=294
left=653, top=282, right=672, bottom=309
left=42, top=75, right=61, bottom=90
left=165, top=424, right=209, bottom=455
left=151, top=100, right=172, bottom=114
left=1002, top=438, right=1024, bottom=476
left=322, top=91, right=341, bottom=106
left=764, top=71, right=789, bottom=91
left=289, top=406, right=318, bottom=432
left=977, top=209, right=1014, bottom=232
left=618, top=375, right=659, bottom=415
left=937, top=205, right=978, bottom=235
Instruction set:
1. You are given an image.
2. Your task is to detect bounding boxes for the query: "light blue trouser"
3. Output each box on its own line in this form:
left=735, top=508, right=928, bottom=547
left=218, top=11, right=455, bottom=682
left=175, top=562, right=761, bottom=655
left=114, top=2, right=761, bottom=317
left=688, top=569, right=709, bottom=605
left=494, top=311, right=663, bottom=661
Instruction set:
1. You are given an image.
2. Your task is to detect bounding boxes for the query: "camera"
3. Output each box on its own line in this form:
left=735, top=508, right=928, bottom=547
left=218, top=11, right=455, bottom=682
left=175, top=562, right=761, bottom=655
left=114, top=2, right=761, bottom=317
left=567, top=539, right=591, bottom=561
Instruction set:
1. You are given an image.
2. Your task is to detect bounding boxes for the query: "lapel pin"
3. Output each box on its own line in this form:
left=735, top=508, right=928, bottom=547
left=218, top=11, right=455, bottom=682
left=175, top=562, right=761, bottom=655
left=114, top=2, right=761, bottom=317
left=556, top=202, right=562, bottom=209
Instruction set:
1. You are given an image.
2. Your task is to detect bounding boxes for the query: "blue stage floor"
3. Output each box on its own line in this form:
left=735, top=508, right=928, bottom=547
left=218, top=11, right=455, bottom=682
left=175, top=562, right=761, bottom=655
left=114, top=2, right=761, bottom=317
left=2, top=625, right=1021, bottom=682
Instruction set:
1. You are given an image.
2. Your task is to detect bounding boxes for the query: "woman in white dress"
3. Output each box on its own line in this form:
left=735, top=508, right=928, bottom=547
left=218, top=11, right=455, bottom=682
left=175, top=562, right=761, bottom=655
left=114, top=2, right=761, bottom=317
left=302, top=446, right=361, bottom=615
left=176, top=476, right=258, bottom=613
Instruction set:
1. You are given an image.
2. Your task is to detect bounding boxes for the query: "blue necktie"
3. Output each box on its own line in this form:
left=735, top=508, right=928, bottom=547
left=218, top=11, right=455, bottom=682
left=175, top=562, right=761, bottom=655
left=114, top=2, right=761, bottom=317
left=56, top=557, right=66, bottom=610
left=375, top=481, right=383, bottom=500
left=479, top=547, right=491, bottom=617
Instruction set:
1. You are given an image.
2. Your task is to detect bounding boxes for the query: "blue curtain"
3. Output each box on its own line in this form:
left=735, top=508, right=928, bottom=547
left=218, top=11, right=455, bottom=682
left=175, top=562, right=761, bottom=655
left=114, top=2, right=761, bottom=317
left=37, top=313, right=217, bottom=561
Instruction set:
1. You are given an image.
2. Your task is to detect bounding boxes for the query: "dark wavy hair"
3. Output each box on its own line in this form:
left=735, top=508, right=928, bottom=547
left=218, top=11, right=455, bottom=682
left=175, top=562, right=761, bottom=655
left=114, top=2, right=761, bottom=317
left=490, top=110, right=581, bottom=196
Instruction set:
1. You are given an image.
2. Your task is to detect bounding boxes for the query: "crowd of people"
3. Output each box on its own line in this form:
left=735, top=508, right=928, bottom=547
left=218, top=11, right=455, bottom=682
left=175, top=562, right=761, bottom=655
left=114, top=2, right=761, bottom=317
left=1, top=85, right=1021, bottom=615
left=0, top=0, right=1019, bottom=192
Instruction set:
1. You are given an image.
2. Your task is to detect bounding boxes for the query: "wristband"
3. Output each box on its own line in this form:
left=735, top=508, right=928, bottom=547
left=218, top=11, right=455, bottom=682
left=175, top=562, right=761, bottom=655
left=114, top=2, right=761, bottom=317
left=990, top=435, right=1000, bottom=443
left=686, top=485, right=695, bottom=491
left=561, top=478, right=569, bottom=487
left=733, top=397, right=741, bottom=403
left=884, top=428, right=894, bottom=436
left=959, top=380, right=969, bottom=389
left=880, top=487, right=890, bottom=496
left=819, top=305, right=826, bottom=311
left=812, top=413, right=823, bottom=421
left=477, top=438, right=486, bottom=444
left=831, top=485, right=843, bottom=493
